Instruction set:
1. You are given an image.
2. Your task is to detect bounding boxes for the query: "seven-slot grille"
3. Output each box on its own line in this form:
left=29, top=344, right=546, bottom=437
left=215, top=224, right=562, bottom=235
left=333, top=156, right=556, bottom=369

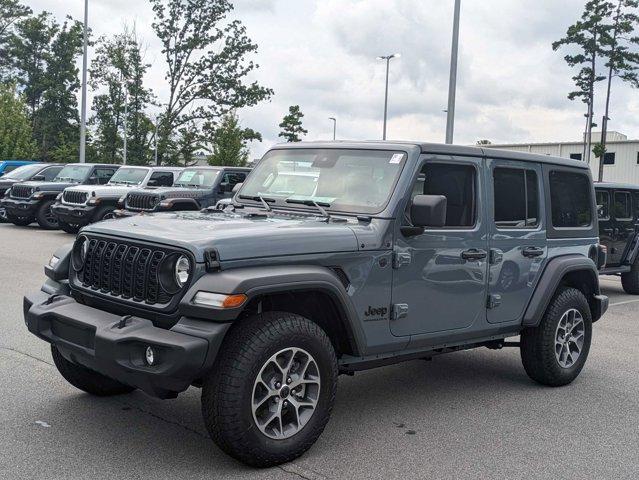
left=63, top=190, right=88, bottom=204
left=10, top=185, right=33, bottom=199
left=126, top=192, right=159, bottom=211
left=77, top=237, right=174, bottom=305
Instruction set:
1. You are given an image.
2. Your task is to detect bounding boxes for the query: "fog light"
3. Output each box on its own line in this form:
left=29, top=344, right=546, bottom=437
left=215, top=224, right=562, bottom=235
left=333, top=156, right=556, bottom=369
left=48, top=255, right=60, bottom=268
left=145, top=346, right=155, bottom=366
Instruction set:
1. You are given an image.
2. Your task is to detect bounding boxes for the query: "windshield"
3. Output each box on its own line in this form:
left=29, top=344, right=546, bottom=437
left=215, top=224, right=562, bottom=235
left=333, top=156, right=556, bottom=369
left=174, top=169, right=219, bottom=188
left=239, top=149, right=406, bottom=214
left=2, top=164, right=42, bottom=180
left=108, top=167, right=149, bottom=185
left=54, top=165, right=92, bottom=183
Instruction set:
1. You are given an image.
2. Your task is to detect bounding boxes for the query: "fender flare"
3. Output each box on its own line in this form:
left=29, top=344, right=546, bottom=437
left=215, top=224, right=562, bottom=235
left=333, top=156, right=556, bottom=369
left=523, top=254, right=600, bottom=327
left=161, top=198, right=201, bottom=211
left=179, top=265, right=364, bottom=355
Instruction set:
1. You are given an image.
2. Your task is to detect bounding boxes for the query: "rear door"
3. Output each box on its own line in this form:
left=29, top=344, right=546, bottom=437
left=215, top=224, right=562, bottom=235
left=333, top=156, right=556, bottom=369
left=486, top=158, right=547, bottom=324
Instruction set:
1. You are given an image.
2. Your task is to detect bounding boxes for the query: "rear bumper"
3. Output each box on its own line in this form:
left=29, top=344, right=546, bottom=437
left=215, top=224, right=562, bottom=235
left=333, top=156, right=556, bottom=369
left=1, top=197, right=39, bottom=217
left=51, top=202, right=96, bottom=226
left=24, top=290, right=231, bottom=398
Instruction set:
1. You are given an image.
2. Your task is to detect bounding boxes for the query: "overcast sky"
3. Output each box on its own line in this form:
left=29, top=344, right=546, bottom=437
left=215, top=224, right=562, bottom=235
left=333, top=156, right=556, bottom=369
left=26, top=0, right=639, bottom=158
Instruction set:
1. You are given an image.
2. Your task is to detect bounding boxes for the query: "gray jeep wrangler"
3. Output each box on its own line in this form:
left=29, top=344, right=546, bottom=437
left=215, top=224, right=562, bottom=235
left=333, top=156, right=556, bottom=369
left=24, top=142, right=608, bottom=468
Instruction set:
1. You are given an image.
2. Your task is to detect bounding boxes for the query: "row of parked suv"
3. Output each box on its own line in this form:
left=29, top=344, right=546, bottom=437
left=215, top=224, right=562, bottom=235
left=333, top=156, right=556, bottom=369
left=0, top=163, right=250, bottom=231
left=13, top=141, right=633, bottom=467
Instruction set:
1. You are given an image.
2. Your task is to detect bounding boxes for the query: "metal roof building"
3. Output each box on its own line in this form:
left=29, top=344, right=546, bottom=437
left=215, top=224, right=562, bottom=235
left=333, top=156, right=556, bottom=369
left=483, top=131, right=639, bottom=184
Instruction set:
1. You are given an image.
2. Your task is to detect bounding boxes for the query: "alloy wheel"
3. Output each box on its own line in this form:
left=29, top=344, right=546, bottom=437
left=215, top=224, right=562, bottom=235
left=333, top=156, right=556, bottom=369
left=554, top=308, right=585, bottom=369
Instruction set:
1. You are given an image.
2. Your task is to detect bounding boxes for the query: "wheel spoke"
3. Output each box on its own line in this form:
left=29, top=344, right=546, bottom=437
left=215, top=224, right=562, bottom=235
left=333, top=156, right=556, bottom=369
left=554, top=308, right=585, bottom=368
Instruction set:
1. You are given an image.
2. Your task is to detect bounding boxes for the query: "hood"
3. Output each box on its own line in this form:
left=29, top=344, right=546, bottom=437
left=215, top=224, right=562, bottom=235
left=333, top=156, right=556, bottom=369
left=84, top=210, right=359, bottom=262
left=18, top=180, right=75, bottom=192
left=131, top=186, right=208, bottom=200
left=0, top=178, right=19, bottom=191
left=66, top=184, right=133, bottom=198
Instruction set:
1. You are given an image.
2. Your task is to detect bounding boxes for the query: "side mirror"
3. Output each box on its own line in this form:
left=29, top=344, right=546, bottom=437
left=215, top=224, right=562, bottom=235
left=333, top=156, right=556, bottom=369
left=232, top=182, right=243, bottom=193
left=32, top=175, right=45, bottom=181
left=403, top=195, right=447, bottom=236
left=147, top=179, right=159, bottom=187
left=88, top=176, right=98, bottom=184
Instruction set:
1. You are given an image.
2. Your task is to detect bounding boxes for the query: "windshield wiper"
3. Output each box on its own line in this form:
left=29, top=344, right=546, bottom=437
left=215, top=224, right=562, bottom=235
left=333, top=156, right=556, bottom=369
left=239, top=195, right=275, bottom=212
left=285, top=198, right=331, bottom=220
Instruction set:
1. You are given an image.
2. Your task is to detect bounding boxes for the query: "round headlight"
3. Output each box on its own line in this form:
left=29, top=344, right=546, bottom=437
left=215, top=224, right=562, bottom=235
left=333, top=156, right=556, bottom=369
left=72, top=235, right=89, bottom=271
left=174, top=255, right=191, bottom=288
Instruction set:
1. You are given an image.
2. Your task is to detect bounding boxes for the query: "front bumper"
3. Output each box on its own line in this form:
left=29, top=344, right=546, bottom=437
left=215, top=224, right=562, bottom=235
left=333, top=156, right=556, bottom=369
left=51, top=202, right=97, bottom=226
left=592, top=294, right=609, bottom=322
left=1, top=197, right=39, bottom=217
left=24, top=290, right=231, bottom=398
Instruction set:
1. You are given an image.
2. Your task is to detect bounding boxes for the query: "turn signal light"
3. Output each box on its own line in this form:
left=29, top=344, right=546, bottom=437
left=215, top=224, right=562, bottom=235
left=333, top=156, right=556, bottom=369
left=192, top=292, right=247, bottom=308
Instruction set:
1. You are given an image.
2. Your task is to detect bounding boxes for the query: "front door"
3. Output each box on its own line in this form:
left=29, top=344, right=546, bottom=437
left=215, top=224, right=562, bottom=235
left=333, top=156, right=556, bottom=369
left=610, top=190, right=634, bottom=266
left=596, top=188, right=615, bottom=264
left=390, top=156, right=489, bottom=337
left=486, top=159, right=547, bottom=324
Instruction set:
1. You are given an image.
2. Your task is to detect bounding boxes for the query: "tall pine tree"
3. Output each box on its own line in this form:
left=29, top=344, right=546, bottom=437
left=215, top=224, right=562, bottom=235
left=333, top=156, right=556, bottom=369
left=278, top=105, right=307, bottom=142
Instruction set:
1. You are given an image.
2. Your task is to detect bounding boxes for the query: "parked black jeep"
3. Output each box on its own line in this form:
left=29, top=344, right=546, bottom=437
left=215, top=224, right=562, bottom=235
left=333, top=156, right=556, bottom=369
left=24, top=142, right=608, bottom=467
left=595, top=182, right=639, bottom=293
left=113, top=166, right=249, bottom=217
left=1, top=163, right=119, bottom=229
left=0, top=163, right=63, bottom=222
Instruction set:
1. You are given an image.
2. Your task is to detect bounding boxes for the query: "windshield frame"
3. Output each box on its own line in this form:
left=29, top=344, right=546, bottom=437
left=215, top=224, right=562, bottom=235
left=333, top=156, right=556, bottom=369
left=107, top=167, right=150, bottom=186
left=53, top=164, right=93, bottom=183
left=236, top=147, right=409, bottom=216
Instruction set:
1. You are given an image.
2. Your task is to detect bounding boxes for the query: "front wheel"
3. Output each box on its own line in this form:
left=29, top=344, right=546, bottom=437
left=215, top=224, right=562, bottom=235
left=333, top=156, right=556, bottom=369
left=621, top=256, right=639, bottom=294
left=520, top=287, right=592, bottom=386
left=35, top=200, right=59, bottom=229
left=201, top=312, right=338, bottom=467
left=7, top=213, right=33, bottom=226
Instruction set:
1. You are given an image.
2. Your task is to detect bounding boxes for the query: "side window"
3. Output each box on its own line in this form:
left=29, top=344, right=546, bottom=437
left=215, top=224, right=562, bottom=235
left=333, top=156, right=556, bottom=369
left=613, top=191, right=632, bottom=220
left=413, top=162, right=476, bottom=228
left=493, top=167, right=539, bottom=228
left=549, top=171, right=593, bottom=228
left=94, top=168, right=117, bottom=184
left=634, top=193, right=639, bottom=219
left=596, top=190, right=610, bottom=220
left=41, top=166, right=62, bottom=181
left=221, top=172, right=247, bottom=191
left=149, top=171, right=174, bottom=187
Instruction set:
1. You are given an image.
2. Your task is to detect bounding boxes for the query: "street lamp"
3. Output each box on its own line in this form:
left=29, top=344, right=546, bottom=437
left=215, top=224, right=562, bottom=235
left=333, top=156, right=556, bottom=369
left=376, top=53, right=400, bottom=141
left=79, top=0, right=89, bottom=163
left=445, top=0, right=461, bottom=144
left=328, top=117, right=336, bottom=140
left=122, top=78, right=135, bottom=165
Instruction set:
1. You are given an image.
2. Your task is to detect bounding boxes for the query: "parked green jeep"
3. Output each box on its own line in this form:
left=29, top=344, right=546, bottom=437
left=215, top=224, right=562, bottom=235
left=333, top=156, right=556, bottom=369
left=24, top=142, right=608, bottom=467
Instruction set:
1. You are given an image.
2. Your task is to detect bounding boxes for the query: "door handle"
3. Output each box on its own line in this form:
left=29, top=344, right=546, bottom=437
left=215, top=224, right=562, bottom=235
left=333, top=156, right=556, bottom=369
left=522, top=247, right=544, bottom=258
left=461, top=249, right=487, bottom=261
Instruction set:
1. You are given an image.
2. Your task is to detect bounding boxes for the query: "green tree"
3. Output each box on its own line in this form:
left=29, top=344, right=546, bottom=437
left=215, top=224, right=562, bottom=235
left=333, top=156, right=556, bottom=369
left=597, top=0, right=639, bottom=181
left=172, top=122, right=205, bottom=167
left=208, top=112, right=261, bottom=167
left=0, top=83, right=37, bottom=159
left=90, top=27, right=154, bottom=164
left=476, top=139, right=492, bottom=145
left=0, top=0, right=31, bottom=77
left=553, top=0, right=610, bottom=163
left=149, top=0, right=272, bottom=164
left=278, top=105, right=307, bottom=142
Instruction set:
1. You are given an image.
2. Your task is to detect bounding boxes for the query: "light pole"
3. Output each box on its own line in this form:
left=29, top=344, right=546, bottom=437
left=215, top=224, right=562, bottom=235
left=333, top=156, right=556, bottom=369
left=377, top=53, right=400, bottom=140
left=154, top=117, right=159, bottom=166
left=79, top=0, right=89, bottom=163
left=123, top=87, right=128, bottom=165
left=445, top=0, right=461, bottom=144
left=328, top=117, right=336, bottom=140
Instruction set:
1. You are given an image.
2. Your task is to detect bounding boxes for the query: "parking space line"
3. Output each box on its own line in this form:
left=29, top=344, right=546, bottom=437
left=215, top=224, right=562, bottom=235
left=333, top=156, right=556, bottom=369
left=609, top=299, right=639, bottom=307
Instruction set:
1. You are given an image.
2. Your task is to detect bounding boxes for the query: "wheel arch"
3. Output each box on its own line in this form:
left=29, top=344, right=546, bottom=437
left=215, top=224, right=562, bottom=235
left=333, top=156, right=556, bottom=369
left=523, top=254, right=602, bottom=327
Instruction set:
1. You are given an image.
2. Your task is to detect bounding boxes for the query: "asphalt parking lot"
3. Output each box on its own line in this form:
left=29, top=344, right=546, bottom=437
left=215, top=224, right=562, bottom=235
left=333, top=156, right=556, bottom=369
left=0, top=222, right=637, bottom=480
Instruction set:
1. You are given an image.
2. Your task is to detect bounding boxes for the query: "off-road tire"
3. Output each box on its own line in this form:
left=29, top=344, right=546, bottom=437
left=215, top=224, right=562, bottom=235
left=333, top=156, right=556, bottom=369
left=59, top=220, right=80, bottom=234
left=93, top=205, right=116, bottom=223
left=201, top=311, right=338, bottom=468
left=520, top=287, right=592, bottom=387
left=51, top=345, right=135, bottom=396
left=35, top=200, right=59, bottom=229
left=621, top=257, right=639, bottom=294
left=7, top=213, right=33, bottom=226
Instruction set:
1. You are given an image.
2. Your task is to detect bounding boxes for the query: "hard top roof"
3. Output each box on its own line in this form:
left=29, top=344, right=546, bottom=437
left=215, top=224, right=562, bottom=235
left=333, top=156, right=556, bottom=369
left=183, top=165, right=251, bottom=170
left=270, top=140, right=590, bottom=170
left=594, top=182, right=639, bottom=190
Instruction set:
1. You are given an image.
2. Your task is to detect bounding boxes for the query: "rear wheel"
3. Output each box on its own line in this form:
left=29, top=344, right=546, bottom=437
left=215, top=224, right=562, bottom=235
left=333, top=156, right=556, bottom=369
left=621, top=257, right=639, bottom=294
left=201, top=311, right=338, bottom=468
left=7, top=213, right=33, bottom=226
left=93, top=205, right=116, bottom=222
left=59, top=220, right=80, bottom=234
left=35, top=200, right=59, bottom=229
left=51, top=345, right=135, bottom=396
left=520, top=287, right=592, bottom=386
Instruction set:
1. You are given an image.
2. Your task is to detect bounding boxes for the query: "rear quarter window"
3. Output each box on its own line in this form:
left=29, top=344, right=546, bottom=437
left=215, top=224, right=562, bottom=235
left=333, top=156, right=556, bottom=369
left=549, top=171, right=592, bottom=228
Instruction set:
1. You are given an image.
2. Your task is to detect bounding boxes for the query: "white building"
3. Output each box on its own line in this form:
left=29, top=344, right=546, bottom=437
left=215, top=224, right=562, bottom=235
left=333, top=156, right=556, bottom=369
left=484, top=132, right=639, bottom=184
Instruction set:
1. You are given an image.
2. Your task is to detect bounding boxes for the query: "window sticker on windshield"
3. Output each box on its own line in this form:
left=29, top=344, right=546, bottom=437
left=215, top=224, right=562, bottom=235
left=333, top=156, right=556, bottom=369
left=180, top=171, right=196, bottom=182
left=389, top=153, right=404, bottom=164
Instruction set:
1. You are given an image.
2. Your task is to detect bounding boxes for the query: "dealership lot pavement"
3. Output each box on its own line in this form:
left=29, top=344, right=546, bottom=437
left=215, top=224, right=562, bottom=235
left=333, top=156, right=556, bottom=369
left=1, top=222, right=638, bottom=480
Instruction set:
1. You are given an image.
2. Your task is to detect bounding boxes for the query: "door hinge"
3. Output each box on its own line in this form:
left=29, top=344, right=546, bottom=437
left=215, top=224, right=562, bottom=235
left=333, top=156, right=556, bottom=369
left=487, top=294, right=502, bottom=309
left=393, top=252, right=411, bottom=269
left=391, top=303, right=409, bottom=321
